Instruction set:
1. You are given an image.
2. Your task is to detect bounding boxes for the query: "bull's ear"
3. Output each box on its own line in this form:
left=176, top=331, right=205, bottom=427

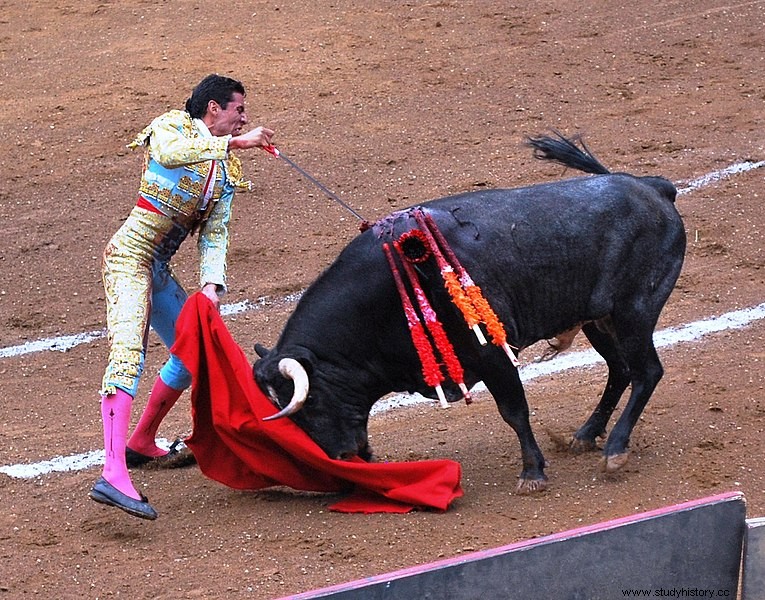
left=254, top=343, right=271, bottom=358
left=289, top=347, right=317, bottom=377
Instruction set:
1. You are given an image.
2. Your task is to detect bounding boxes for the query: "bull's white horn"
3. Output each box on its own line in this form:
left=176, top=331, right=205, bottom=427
left=262, top=358, right=310, bottom=421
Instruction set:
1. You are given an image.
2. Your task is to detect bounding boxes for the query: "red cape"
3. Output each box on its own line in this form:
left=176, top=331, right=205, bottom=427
left=171, top=293, right=463, bottom=513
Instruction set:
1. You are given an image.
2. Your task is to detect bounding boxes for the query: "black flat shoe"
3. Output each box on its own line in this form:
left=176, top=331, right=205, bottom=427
left=126, top=438, right=185, bottom=468
left=88, top=477, right=158, bottom=520
left=125, top=447, right=153, bottom=468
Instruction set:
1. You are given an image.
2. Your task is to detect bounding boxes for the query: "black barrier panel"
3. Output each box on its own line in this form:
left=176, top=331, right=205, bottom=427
left=742, top=517, right=765, bottom=599
left=280, top=492, right=746, bottom=600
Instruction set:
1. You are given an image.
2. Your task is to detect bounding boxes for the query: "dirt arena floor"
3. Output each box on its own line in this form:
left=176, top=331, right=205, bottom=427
left=1, top=0, right=764, bottom=597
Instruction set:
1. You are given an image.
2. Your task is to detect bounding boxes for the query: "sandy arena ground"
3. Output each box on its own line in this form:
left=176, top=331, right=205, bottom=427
left=1, top=1, right=764, bottom=597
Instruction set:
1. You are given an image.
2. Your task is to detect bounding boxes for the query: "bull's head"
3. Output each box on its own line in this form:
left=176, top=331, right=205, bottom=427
left=252, top=344, right=374, bottom=461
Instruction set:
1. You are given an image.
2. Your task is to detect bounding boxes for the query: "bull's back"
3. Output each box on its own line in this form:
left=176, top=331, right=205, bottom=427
left=426, top=173, right=677, bottom=229
left=425, top=174, right=681, bottom=260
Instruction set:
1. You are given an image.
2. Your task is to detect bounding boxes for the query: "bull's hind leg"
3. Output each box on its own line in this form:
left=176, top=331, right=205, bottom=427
left=570, top=321, right=631, bottom=453
left=600, top=326, right=665, bottom=473
left=483, top=364, right=548, bottom=493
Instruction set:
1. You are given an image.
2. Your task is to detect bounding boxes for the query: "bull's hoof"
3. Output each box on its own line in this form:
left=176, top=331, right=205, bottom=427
left=599, top=452, right=629, bottom=473
left=535, top=346, right=562, bottom=363
left=569, top=437, right=598, bottom=454
left=516, top=478, right=548, bottom=494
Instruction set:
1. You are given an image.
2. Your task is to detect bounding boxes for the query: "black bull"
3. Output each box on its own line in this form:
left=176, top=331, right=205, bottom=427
left=253, top=134, right=686, bottom=492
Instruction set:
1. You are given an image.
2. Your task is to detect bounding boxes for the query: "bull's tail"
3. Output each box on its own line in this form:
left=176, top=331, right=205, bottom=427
left=526, top=130, right=611, bottom=175
left=526, top=130, right=678, bottom=203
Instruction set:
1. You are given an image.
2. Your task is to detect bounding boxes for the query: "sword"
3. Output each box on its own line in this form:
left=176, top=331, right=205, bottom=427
left=262, top=144, right=369, bottom=227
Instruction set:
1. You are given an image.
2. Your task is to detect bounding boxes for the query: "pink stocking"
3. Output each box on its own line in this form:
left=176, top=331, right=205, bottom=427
left=127, top=376, right=183, bottom=457
left=101, top=389, right=141, bottom=500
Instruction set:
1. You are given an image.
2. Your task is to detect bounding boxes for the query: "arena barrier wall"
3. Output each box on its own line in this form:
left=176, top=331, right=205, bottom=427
left=278, top=491, right=754, bottom=600
left=742, top=516, right=765, bottom=599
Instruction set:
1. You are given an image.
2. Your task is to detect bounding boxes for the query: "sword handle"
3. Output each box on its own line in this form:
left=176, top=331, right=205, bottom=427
left=261, top=144, right=280, bottom=157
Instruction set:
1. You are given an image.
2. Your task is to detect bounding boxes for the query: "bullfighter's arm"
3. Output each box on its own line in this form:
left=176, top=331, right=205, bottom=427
left=130, top=110, right=231, bottom=168
left=197, top=189, right=233, bottom=297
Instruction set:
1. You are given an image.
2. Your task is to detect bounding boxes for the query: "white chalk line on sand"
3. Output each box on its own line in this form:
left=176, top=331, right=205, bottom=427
left=3, top=301, right=765, bottom=479
left=0, top=158, right=762, bottom=479
left=0, top=293, right=304, bottom=360
left=676, top=159, right=764, bottom=195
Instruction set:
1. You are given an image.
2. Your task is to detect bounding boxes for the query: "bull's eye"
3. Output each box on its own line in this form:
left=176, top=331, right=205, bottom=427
left=267, top=386, right=282, bottom=408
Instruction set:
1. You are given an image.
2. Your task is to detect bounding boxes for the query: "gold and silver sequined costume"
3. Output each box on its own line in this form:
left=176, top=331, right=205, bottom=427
left=100, top=110, right=251, bottom=397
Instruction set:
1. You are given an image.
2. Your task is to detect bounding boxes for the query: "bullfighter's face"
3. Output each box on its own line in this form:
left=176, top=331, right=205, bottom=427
left=206, top=92, right=248, bottom=137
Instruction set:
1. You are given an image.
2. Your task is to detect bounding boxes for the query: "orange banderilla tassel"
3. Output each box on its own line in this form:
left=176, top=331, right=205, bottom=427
left=418, top=210, right=520, bottom=367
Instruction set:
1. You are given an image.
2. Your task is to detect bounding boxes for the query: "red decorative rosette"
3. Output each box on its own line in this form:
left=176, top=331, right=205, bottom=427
left=397, top=229, right=431, bottom=263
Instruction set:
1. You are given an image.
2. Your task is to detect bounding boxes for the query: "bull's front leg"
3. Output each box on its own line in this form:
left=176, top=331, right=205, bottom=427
left=484, top=368, right=548, bottom=493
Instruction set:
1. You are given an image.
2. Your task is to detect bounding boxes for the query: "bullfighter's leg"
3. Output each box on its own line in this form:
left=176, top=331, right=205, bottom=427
left=483, top=362, right=547, bottom=493
left=126, top=262, right=190, bottom=463
left=99, top=389, right=142, bottom=500
left=126, top=376, right=184, bottom=462
left=599, top=324, right=664, bottom=472
left=570, top=321, right=630, bottom=453
left=89, top=389, right=158, bottom=520
left=93, top=230, right=158, bottom=518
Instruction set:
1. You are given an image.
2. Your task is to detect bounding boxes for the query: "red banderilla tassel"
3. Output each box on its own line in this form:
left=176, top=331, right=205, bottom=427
left=383, top=243, right=447, bottom=407
left=394, top=241, right=472, bottom=404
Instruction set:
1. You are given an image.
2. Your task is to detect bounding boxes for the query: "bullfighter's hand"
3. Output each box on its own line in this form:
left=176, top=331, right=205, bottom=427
left=229, top=126, right=274, bottom=150
left=200, top=283, right=221, bottom=312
